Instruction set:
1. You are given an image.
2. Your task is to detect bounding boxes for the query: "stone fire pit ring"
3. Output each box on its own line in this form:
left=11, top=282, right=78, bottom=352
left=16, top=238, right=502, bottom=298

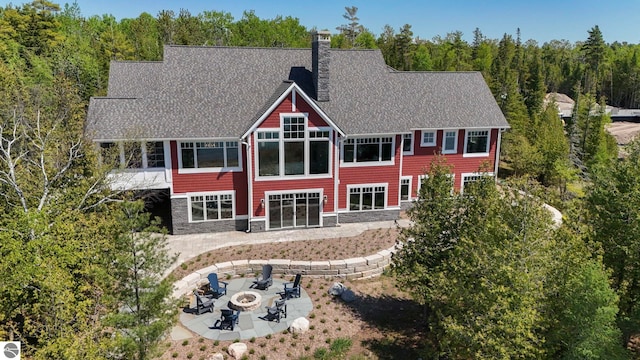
left=229, top=291, right=262, bottom=311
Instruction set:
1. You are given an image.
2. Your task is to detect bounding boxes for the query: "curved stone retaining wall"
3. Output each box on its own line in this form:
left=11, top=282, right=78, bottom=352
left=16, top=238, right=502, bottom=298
left=172, top=245, right=396, bottom=299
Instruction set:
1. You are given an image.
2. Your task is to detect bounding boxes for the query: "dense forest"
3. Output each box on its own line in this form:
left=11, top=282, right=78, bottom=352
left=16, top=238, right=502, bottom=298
left=2, top=0, right=640, bottom=359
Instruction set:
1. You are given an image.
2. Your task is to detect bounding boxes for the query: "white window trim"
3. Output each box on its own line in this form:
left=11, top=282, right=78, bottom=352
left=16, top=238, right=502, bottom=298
left=347, top=183, right=388, bottom=211
left=417, top=174, right=455, bottom=195
left=420, top=130, right=436, bottom=147
left=187, top=190, right=236, bottom=223
left=442, top=129, right=458, bottom=154
left=463, top=129, right=491, bottom=158
left=340, top=136, right=396, bottom=167
left=254, top=114, right=333, bottom=180
left=400, top=176, right=412, bottom=202
left=402, top=133, right=414, bottom=155
left=178, top=140, right=243, bottom=174
left=460, top=172, right=494, bottom=194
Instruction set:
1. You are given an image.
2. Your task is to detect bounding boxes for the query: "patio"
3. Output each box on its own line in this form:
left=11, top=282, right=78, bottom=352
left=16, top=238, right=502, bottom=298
left=179, top=277, right=313, bottom=341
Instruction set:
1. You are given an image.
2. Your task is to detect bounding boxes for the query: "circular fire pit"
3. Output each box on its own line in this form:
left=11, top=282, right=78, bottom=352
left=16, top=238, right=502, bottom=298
left=229, top=291, right=262, bottom=311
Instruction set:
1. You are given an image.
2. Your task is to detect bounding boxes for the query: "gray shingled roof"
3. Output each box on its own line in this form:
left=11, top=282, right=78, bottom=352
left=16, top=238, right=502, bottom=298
left=86, top=45, right=508, bottom=141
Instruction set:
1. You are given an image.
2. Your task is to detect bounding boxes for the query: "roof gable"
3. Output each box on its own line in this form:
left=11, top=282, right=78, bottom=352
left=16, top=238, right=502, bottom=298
left=242, top=82, right=345, bottom=139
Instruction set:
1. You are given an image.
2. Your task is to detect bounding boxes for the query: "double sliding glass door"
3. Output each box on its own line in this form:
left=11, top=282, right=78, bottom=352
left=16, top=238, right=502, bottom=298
left=268, top=192, right=321, bottom=230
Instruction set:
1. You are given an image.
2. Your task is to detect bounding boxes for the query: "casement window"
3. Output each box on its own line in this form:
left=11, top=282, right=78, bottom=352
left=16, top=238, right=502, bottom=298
left=284, top=116, right=305, bottom=175
left=400, top=176, right=412, bottom=201
left=348, top=185, right=386, bottom=211
left=343, top=137, right=393, bottom=164
left=99, top=141, right=165, bottom=169
left=309, top=130, right=330, bottom=174
left=442, top=130, right=458, bottom=154
left=189, top=192, right=234, bottom=222
left=123, top=141, right=143, bottom=168
left=464, top=129, right=490, bottom=156
left=256, top=115, right=331, bottom=178
left=402, top=133, right=413, bottom=154
left=99, top=142, right=119, bottom=166
left=257, top=131, right=280, bottom=176
left=180, top=141, right=239, bottom=169
left=420, top=131, right=436, bottom=147
left=146, top=141, right=165, bottom=168
left=461, top=173, right=493, bottom=194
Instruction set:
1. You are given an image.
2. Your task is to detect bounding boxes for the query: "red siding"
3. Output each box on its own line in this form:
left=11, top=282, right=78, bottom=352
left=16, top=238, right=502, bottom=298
left=170, top=141, right=249, bottom=215
left=338, top=135, right=402, bottom=209
left=259, top=93, right=329, bottom=128
left=402, top=129, right=499, bottom=196
left=295, top=94, right=329, bottom=128
left=249, top=92, right=336, bottom=217
left=166, top=85, right=502, bottom=223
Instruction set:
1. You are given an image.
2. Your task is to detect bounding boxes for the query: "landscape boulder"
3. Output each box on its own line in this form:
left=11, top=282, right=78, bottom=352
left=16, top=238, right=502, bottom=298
left=328, top=282, right=346, bottom=296
left=207, top=354, right=224, bottom=360
left=329, top=282, right=356, bottom=302
left=228, top=343, right=247, bottom=359
left=289, top=317, right=310, bottom=334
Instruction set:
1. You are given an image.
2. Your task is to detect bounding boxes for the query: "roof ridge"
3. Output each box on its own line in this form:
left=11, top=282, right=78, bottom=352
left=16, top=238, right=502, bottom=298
left=165, top=44, right=310, bottom=51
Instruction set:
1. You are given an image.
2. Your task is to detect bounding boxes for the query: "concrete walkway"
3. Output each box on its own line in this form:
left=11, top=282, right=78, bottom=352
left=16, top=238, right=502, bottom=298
left=166, top=219, right=410, bottom=274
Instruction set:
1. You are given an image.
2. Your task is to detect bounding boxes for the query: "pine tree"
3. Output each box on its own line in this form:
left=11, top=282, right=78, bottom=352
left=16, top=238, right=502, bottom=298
left=106, top=201, right=177, bottom=360
left=581, top=25, right=607, bottom=94
left=587, top=139, right=640, bottom=344
left=336, top=6, right=363, bottom=48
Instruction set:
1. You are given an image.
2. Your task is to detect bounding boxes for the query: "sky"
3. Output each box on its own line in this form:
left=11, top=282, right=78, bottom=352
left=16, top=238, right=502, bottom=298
left=8, top=0, right=640, bottom=44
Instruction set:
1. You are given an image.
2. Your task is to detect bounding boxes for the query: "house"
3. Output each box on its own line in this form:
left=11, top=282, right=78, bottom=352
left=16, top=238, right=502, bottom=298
left=86, top=31, right=509, bottom=235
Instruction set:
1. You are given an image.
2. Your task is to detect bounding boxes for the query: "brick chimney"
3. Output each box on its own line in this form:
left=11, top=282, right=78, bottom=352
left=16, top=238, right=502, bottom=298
left=312, top=31, right=331, bottom=102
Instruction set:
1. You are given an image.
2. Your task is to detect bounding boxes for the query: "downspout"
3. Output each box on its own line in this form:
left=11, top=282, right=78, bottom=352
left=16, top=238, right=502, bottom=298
left=398, top=134, right=405, bottom=206
left=494, top=128, right=505, bottom=181
left=334, top=133, right=345, bottom=226
left=242, top=139, right=252, bottom=232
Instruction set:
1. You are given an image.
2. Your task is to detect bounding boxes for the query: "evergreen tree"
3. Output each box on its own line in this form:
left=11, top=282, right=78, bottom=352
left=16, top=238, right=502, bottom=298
left=587, top=139, right=640, bottom=343
left=122, top=12, right=162, bottom=60
left=543, top=228, right=628, bottom=359
left=394, top=24, right=414, bottom=70
left=581, top=25, right=607, bottom=94
left=535, top=101, right=571, bottom=187
left=336, top=6, right=363, bottom=48
left=394, top=165, right=627, bottom=358
left=524, top=45, right=546, bottom=116
left=106, top=201, right=177, bottom=360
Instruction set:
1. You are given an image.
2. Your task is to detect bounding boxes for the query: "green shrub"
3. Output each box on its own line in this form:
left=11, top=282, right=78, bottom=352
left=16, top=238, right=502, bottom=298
left=313, top=347, right=328, bottom=359
left=329, top=338, right=352, bottom=355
